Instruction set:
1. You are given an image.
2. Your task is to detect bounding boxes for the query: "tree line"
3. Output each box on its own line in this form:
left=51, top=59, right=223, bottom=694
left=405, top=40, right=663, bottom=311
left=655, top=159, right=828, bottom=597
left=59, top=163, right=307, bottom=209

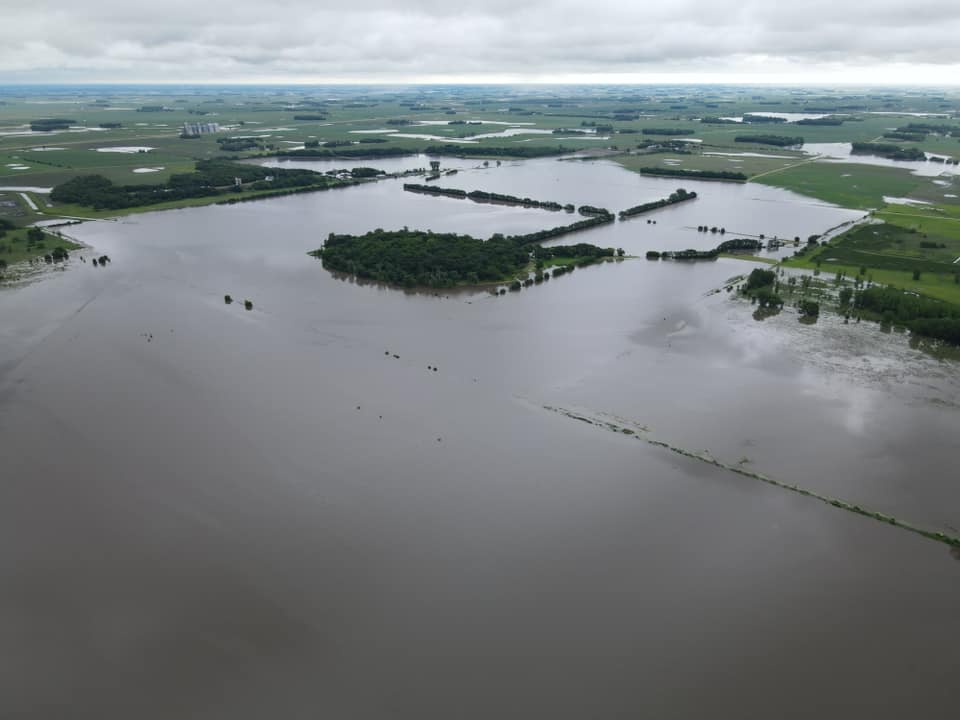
left=402, top=183, right=574, bottom=211
left=854, top=285, right=960, bottom=345
left=30, top=118, right=75, bottom=131
left=638, top=167, right=747, bottom=182
left=734, top=134, right=804, bottom=147
left=619, top=188, right=696, bottom=219
left=851, top=143, right=926, bottom=161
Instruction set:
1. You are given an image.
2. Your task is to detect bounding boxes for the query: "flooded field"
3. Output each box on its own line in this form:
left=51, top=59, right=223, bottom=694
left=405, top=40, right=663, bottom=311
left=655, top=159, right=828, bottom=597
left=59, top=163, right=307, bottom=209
left=1, top=157, right=958, bottom=719
left=804, top=142, right=959, bottom=177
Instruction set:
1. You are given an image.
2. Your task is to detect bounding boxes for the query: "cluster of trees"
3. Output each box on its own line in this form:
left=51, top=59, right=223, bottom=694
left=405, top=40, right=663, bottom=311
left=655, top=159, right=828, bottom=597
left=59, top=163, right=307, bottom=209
left=641, top=128, right=693, bottom=135
left=851, top=143, right=926, bottom=161
left=30, top=118, right=75, bottom=131
left=794, top=299, right=819, bottom=317
left=385, top=119, right=415, bottom=126
left=292, top=114, right=328, bottom=121
left=99, top=122, right=122, bottom=129
left=51, top=160, right=337, bottom=210
left=700, top=117, right=739, bottom=124
left=745, top=268, right=776, bottom=290
left=312, top=211, right=616, bottom=288
left=734, top=134, right=804, bottom=147
left=649, top=237, right=761, bottom=262
left=716, top=238, right=763, bottom=252
left=638, top=167, right=747, bottom=182
left=217, top=137, right=262, bottom=152
left=618, top=188, right=696, bottom=220
left=314, top=230, right=531, bottom=287
left=854, top=286, right=960, bottom=344
left=741, top=268, right=785, bottom=309
left=577, top=205, right=612, bottom=217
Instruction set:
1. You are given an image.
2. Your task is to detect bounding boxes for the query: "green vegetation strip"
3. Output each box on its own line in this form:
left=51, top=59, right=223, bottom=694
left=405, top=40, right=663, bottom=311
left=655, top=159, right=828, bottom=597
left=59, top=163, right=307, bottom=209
left=542, top=404, right=960, bottom=550
left=638, top=167, right=747, bottom=182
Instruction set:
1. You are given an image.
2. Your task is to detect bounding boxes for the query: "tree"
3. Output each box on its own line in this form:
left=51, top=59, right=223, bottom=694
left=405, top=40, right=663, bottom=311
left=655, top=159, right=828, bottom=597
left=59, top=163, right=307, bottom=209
left=746, top=268, right=776, bottom=290
left=799, top=300, right=820, bottom=318
left=839, top=287, right=853, bottom=307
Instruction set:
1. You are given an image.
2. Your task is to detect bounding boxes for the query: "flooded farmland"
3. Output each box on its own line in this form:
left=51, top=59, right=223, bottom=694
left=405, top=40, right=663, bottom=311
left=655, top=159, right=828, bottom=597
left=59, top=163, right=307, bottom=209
left=1, top=156, right=958, bottom=719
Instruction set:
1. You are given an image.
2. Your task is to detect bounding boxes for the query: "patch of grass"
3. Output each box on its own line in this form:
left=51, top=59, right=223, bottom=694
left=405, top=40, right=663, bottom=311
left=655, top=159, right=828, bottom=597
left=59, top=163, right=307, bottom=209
left=718, top=253, right=779, bottom=264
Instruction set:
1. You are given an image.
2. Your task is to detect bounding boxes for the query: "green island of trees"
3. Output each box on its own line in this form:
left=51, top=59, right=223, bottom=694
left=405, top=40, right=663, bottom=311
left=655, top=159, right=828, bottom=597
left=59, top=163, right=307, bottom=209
left=311, top=213, right=616, bottom=288
left=403, top=183, right=568, bottom=211
left=618, top=188, right=696, bottom=219
left=850, top=142, right=926, bottom=161
left=50, top=160, right=353, bottom=211
left=734, top=134, right=804, bottom=147
left=638, top=167, right=748, bottom=182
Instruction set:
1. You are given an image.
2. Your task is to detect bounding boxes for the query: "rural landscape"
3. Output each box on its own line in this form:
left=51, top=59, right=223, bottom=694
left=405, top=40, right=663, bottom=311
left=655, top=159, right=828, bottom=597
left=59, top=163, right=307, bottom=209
left=3, top=81, right=960, bottom=718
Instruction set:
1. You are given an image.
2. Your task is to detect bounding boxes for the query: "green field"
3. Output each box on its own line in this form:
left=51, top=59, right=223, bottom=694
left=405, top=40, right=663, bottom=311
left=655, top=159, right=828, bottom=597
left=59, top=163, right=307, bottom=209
left=2, top=85, right=960, bottom=226
left=782, top=219, right=960, bottom=305
left=753, top=162, right=925, bottom=209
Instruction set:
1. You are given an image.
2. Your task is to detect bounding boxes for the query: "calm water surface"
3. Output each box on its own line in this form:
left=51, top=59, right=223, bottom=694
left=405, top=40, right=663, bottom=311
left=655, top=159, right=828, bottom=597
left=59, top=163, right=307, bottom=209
left=1, top=158, right=958, bottom=719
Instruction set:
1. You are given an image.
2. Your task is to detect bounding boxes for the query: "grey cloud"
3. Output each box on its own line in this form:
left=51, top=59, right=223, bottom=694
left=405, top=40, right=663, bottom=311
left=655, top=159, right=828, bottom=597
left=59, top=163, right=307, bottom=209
left=2, top=0, right=960, bottom=82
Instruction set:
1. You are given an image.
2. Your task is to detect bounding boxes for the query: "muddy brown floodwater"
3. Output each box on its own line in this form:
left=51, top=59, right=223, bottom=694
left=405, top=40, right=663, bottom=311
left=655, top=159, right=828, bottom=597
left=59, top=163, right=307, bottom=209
left=1, top=158, right=958, bottom=719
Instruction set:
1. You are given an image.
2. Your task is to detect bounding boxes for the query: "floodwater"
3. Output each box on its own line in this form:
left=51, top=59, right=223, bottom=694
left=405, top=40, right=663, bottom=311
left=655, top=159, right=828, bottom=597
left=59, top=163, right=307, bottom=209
left=717, top=112, right=829, bottom=123
left=2, top=157, right=959, bottom=719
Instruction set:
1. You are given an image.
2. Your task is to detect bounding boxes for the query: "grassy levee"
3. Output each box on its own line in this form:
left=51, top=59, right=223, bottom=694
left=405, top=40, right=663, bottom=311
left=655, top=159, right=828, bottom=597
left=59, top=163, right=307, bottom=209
left=543, top=405, right=960, bottom=551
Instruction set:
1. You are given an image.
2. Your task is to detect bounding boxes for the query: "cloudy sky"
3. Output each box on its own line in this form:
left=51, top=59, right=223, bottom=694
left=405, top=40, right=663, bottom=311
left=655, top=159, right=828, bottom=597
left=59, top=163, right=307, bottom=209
left=3, top=0, right=960, bottom=84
